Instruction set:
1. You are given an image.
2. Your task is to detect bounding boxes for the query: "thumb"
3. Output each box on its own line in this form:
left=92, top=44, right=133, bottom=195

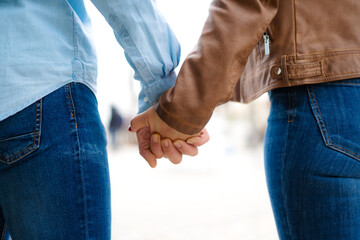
left=186, top=128, right=210, bottom=146
left=129, top=108, right=151, bottom=133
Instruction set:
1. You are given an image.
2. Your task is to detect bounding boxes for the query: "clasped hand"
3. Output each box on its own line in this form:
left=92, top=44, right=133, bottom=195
left=129, top=106, right=209, bottom=167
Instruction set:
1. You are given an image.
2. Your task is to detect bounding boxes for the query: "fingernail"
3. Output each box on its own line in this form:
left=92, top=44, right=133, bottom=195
left=186, top=139, right=194, bottom=145
left=128, top=125, right=132, bottom=132
left=174, top=142, right=181, bottom=149
left=152, top=134, right=159, bottom=143
left=162, top=140, right=169, bottom=148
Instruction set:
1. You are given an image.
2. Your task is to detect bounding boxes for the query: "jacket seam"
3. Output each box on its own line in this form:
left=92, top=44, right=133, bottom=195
left=227, top=10, right=273, bottom=102
left=296, top=49, right=360, bottom=57
left=242, top=72, right=360, bottom=103
left=299, top=52, right=360, bottom=60
left=291, top=72, right=360, bottom=83
left=287, top=62, right=321, bottom=69
left=225, top=60, right=242, bottom=102
left=257, top=49, right=360, bottom=69
left=293, top=0, right=298, bottom=61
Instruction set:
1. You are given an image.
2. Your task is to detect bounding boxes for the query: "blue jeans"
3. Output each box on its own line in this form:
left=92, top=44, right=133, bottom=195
left=0, top=83, right=111, bottom=239
left=265, top=78, right=360, bottom=240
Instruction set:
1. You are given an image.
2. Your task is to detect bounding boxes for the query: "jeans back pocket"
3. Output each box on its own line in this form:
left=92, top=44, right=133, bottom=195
left=0, top=100, right=42, bottom=164
left=307, top=78, right=360, bottom=161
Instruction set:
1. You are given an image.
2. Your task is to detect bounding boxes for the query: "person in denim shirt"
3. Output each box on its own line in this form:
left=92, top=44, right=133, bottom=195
left=0, top=0, right=207, bottom=239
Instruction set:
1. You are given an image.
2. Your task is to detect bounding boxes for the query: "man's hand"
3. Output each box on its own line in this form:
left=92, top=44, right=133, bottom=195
left=130, top=106, right=209, bottom=167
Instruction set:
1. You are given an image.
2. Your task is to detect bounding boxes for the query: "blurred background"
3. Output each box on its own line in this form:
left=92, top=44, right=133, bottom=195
left=85, top=0, right=278, bottom=239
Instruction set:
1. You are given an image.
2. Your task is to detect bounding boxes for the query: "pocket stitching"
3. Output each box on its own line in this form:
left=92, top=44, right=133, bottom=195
left=307, top=86, right=360, bottom=161
left=0, top=132, right=34, bottom=142
left=1, top=99, right=42, bottom=164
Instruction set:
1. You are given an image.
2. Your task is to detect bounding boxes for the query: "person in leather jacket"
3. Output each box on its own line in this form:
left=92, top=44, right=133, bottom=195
left=131, top=0, right=360, bottom=239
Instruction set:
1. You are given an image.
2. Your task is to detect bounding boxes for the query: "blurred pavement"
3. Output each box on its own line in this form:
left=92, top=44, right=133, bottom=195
left=108, top=103, right=278, bottom=240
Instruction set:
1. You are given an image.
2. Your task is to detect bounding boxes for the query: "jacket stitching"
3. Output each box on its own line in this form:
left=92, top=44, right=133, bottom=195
left=290, top=72, right=360, bottom=83
left=225, top=60, right=242, bottom=102
left=291, top=51, right=360, bottom=60
left=293, top=0, right=298, bottom=61
left=321, top=59, right=325, bottom=77
left=228, top=14, right=273, bottom=102
left=287, top=62, right=321, bottom=69
left=258, top=50, right=360, bottom=69
left=288, top=71, right=322, bottom=79
left=296, top=49, right=360, bottom=58
left=242, top=72, right=360, bottom=103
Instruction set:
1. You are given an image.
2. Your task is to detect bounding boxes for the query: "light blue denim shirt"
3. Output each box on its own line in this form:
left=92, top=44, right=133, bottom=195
left=0, top=0, right=180, bottom=121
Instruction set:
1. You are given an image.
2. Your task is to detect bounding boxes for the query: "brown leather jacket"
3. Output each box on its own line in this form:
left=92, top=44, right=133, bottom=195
left=156, top=0, right=360, bottom=134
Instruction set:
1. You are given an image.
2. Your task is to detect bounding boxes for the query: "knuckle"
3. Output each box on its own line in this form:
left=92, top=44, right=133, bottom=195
left=139, top=150, right=146, bottom=158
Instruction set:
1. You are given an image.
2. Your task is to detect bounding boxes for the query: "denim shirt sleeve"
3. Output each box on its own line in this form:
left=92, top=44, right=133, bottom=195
left=90, top=0, right=181, bottom=113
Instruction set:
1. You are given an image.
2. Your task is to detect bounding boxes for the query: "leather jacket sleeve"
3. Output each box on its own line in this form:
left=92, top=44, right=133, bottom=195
left=155, top=0, right=279, bottom=134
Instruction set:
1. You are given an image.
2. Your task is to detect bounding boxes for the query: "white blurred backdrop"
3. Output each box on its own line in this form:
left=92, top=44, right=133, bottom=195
left=85, top=0, right=278, bottom=239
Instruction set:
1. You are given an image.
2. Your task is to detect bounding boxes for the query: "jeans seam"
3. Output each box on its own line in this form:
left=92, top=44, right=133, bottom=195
left=288, top=88, right=296, bottom=123
left=280, top=89, right=295, bottom=240
left=68, top=84, right=90, bottom=239
left=306, top=86, right=331, bottom=144
left=66, top=84, right=78, bottom=129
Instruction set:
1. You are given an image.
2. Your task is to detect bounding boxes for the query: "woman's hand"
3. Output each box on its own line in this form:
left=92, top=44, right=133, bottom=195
left=130, top=106, right=209, bottom=167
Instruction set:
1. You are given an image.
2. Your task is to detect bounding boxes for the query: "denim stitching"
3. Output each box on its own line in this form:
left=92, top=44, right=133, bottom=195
left=281, top=96, right=294, bottom=240
left=327, top=143, right=360, bottom=160
left=66, top=84, right=78, bottom=129
left=0, top=132, right=35, bottom=142
left=307, top=87, right=331, bottom=144
left=287, top=88, right=295, bottom=123
left=67, top=84, right=90, bottom=239
left=1, top=100, right=42, bottom=164
left=307, top=86, right=360, bottom=161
